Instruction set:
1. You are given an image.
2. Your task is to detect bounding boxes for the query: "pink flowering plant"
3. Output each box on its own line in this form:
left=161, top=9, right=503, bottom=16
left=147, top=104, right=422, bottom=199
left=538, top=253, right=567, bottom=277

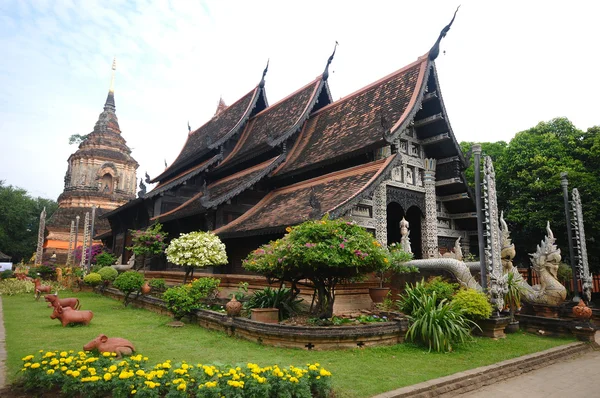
left=127, top=223, right=168, bottom=270
left=243, top=216, right=391, bottom=318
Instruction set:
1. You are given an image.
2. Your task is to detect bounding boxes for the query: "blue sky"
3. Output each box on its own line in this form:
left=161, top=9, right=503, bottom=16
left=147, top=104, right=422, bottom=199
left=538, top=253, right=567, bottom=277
left=0, top=0, right=598, bottom=200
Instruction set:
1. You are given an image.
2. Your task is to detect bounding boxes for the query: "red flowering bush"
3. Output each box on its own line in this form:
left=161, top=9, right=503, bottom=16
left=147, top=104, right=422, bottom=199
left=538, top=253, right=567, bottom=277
left=127, top=223, right=167, bottom=257
left=243, top=216, right=390, bottom=318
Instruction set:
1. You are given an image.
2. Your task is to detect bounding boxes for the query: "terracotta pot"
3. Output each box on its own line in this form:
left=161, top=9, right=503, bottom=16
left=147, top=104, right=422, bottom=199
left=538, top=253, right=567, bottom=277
left=140, top=282, right=151, bottom=295
left=369, top=287, right=391, bottom=303
left=505, top=321, right=520, bottom=334
left=226, top=297, right=243, bottom=317
left=251, top=308, right=279, bottom=323
left=572, top=300, right=592, bottom=320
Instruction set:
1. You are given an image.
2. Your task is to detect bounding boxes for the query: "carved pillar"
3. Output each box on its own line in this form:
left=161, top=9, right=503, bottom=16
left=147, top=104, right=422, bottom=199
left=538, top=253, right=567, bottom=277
left=373, top=183, right=387, bottom=245
left=35, top=207, right=46, bottom=265
left=422, top=158, right=438, bottom=258
left=561, top=172, right=580, bottom=301
left=80, top=212, right=90, bottom=268
left=571, top=188, right=593, bottom=302
left=86, top=206, right=96, bottom=272
left=483, top=156, right=506, bottom=313
left=66, top=221, right=75, bottom=266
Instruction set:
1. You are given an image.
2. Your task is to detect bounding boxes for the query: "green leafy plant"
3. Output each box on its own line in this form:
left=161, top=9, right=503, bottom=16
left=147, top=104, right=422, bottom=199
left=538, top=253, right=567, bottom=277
left=244, top=216, right=390, bottom=318
left=94, top=252, right=117, bottom=267
left=245, top=286, right=303, bottom=320
left=230, top=281, right=249, bottom=301
left=97, top=266, right=118, bottom=283
left=406, top=292, right=476, bottom=352
left=165, top=231, right=227, bottom=283
left=112, top=271, right=145, bottom=306
left=0, top=278, right=34, bottom=295
left=148, top=278, right=167, bottom=290
left=423, top=276, right=459, bottom=305
left=188, top=277, right=220, bottom=302
left=397, top=279, right=428, bottom=315
left=162, top=277, right=220, bottom=319
left=451, top=289, right=493, bottom=321
left=0, top=270, right=14, bottom=279
left=505, top=272, right=522, bottom=322
left=83, top=272, right=102, bottom=286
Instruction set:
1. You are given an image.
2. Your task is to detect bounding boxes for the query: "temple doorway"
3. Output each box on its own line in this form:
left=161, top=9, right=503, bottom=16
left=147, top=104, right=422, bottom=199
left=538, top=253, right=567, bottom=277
left=387, top=202, right=422, bottom=259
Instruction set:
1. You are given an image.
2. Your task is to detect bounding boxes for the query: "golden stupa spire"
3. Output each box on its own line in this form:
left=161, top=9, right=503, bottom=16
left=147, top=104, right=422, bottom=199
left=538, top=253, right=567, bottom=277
left=109, top=57, right=116, bottom=93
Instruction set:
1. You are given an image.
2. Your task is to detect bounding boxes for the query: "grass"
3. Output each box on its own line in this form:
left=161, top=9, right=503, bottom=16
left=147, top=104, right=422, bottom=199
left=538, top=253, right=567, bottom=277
left=2, top=292, right=575, bottom=398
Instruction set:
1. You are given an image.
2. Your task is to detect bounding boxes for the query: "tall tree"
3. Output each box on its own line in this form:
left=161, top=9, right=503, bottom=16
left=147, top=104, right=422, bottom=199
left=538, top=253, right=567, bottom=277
left=0, top=181, right=58, bottom=263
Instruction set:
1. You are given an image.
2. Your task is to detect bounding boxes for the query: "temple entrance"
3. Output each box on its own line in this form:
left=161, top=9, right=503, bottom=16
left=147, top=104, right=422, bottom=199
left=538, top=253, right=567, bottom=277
left=387, top=202, right=422, bottom=259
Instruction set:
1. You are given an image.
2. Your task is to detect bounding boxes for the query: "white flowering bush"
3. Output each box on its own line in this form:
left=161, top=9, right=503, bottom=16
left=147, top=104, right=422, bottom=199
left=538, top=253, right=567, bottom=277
left=166, top=231, right=228, bottom=283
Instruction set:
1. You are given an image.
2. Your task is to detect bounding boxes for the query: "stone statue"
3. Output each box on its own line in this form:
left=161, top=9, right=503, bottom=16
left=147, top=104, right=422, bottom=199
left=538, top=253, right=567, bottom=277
left=500, top=212, right=516, bottom=273
left=399, top=217, right=412, bottom=254
left=442, top=237, right=463, bottom=261
left=112, top=254, right=135, bottom=272
left=138, top=178, right=146, bottom=197
left=527, top=222, right=566, bottom=304
left=405, top=168, right=413, bottom=184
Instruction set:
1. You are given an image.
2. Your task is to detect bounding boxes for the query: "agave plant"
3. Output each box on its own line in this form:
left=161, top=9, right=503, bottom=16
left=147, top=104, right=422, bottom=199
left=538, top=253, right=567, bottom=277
left=406, top=292, right=476, bottom=352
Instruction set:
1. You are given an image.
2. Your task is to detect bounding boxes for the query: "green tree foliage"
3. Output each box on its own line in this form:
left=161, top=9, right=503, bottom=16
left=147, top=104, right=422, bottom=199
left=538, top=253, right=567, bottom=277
left=0, top=181, right=58, bottom=262
left=461, top=118, right=600, bottom=271
left=68, top=134, right=89, bottom=145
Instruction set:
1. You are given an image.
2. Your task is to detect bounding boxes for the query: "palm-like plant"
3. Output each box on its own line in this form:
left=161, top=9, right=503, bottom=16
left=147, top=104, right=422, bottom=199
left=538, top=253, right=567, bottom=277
left=406, top=292, right=476, bottom=352
left=505, top=272, right=522, bottom=323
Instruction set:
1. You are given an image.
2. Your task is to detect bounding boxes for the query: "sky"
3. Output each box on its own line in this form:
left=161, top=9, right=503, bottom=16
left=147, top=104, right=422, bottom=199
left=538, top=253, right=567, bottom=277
left=0, top=0, right=598, bottom=201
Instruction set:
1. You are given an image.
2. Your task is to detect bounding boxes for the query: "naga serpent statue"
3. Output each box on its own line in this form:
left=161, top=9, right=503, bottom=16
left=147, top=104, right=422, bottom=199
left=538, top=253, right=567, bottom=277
left=405, top=214, right=566, bottom=306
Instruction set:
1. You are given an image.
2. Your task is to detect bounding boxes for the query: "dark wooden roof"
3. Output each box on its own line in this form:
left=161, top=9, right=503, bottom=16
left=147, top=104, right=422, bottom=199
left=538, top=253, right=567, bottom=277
left=153, top=155, right=284, bottom=222
left=151, top=86, right=264, bottom=183
left=214, top=156, right=397, bottom=238
left=273, top=56, right=429, bottom=177
left=218, top=78, right=323, bottom=169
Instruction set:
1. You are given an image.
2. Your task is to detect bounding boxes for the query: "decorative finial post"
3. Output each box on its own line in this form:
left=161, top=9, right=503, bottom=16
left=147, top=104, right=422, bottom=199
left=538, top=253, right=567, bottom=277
left=109, top=58, right=116, bottom=93
left=571, top=188, right=593, bottom=302
left=428, top=6, right=460, bottom=61
left=472, top=144, right=487, bottom=289
left=560, top=172, right=580, bottom=302
left=259, top=59, right=269, bottom=88
left=74, top=215, right=80, bottom=263
left=322, top=41, right=338, bottom=81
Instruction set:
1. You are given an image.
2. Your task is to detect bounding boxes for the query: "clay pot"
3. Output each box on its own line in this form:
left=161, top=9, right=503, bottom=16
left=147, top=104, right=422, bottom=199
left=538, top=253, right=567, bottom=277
left=368, top=288, right=391, bottom=303
left=251, top=308, right=279, bottom=323
left=140, top=282, right=151, bottom=295
left=572, top=300, right=592, bottom=320
left=225, top=297, right=243, bottom=317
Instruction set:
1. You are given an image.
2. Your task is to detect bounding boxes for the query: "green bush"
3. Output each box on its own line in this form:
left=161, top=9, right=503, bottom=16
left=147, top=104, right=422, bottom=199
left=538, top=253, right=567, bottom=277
left=423, top=276, right=459, bottom=305
left=188, top=277, right=220, bottom=301
left=148, top=278, right=167, bottom=290
left=245, top=286, right=303, bottom=320
left=451, top=289, right=493, bottom=320
left=0, top=279, right=35, bottom=295
left=94, top=252, right=117, bottom=267
left=83, top=273, right=102, bottom=286
left=97, top=266, right=118, bottom=282
left=113, top=271, right=145, bottom=306
left=1, top=270, right=14, bottom=279
left=397, top=279, right=427, bottom=315
left=162, top=277, right=221, bottom=319
left=406, top=292, right=475, bottom=352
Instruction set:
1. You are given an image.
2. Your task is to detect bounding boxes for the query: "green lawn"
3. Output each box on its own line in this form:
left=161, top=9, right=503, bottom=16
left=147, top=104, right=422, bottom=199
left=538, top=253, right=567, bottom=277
left=2, top=292, right=575, bottom=398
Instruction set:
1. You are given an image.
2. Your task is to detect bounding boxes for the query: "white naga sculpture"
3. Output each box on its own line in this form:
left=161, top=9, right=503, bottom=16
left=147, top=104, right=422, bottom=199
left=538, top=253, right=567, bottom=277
left=399, top=217, right=412, bottom=254
left=441, top=236, right=463, bottom=261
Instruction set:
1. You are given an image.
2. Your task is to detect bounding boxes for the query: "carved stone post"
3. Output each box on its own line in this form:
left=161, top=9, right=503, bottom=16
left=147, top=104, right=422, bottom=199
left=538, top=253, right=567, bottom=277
left=86, top=206, right=96, bottom=272
left=422, top=158, right=438, bottom=258
left=66, top=221, right=75, bottom=266
left=472, top=144, right=487, bottom=289
left=373, top=183, right=387, bottom=246
left=571, top=188, right=592, bottom=302
left=80, top=212, right=90, bottom=268
left=483, top=156, right=506, bottom=313
left=74, top=215, right=80, bottom=263
left=560, top=172, right=580, bottom=302
left=35, top=207, right=47, bottom=265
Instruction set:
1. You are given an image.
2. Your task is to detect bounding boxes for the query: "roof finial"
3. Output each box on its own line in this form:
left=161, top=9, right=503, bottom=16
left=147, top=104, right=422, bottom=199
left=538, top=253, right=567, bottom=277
left=322, top=41, right=338, bottom=81
left=214, top=97, right=228, bottom=117
left=188, top=121, right=191, bottom=134
left=428, top=6, right=460, bottom=61
left=109, top=57, right=116, bottom=93
left=259, top=59, right=269, bottom=88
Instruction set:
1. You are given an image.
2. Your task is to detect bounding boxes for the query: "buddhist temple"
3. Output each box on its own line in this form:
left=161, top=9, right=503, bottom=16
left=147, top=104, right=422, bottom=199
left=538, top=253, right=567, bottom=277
left=103, top=18, right=477, bottom=272
left=45, top=60, right=139, bottom=262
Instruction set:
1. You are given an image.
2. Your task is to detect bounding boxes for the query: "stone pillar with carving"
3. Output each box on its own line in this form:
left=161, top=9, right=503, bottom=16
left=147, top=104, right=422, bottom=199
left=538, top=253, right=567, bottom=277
left=66, top=220, right=75, bottom=266
left=35, top=207, right=47, bottom=265
left=80, top=212, right=90, bottom=268
left=373, top=183, right=387, bottom=246
left=571, top=188, right=593, bottom=302
left=422, top=158, right=438, bottom=258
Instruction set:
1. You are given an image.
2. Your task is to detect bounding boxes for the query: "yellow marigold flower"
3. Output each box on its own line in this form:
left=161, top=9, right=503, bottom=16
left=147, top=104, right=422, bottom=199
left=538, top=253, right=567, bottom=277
left=60, top=351, right=68, bottom=357
left=161, top=362, right=171, bottom=369
left=90, top=376, right=100, bottom=382
left=177, top=383, right=187, bottom=391
left=384, top=258, right=389, bottom=263
left=66, top=370, right=73, bottom=375
left=286, top=226, right=292, bottom=233
left=88, top=368, right=97, bottom=375
left=181, top=363, right=189, bottom=370
left=46, top=369, right=55, bottom=375
left=319, top=368, right=332, bottom=377
left=136, top=369, right=145, bottom=377
left=109, top=365, right=117, bottom=372
left=24, top=363, right=31, bottom=368
left=44, top=352, right=56, bottom=358
left=309, top=365, right=318, bottom=371
left=80, top=366, right=87, bottom=371
left=22, top=355, right=34, bottom=361
left=61, top=366, right=67, bottom=371
left=50, top=359, right=59, bottom=366
left=72, top=370, right=80, bottom=377
left=156, top=370, right=165, bottom=378
left=104, top=373, right=112, bottom=381
left=102, top=352, right=111, bottom=357
left=64, top=357, right=73, bottom=364
left=289, top=377, right=299, bottom=383
left=131, top=390, right=136, bottom=395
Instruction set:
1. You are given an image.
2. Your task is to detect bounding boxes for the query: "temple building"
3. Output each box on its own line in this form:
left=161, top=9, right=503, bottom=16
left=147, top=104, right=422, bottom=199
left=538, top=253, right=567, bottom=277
left=103, top=24, right=477, bottom=271
left=45, top=61, right=139, bottom=262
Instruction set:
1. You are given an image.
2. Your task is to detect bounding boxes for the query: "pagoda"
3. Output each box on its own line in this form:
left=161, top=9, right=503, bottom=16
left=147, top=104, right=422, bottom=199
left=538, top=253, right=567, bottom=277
left=103, top=14, right=477, bottom=272
left=45, top=60, right=139, bottom=262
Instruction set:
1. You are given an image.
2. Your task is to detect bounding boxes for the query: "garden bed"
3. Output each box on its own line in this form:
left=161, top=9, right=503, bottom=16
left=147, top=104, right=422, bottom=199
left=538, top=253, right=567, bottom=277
left=101, top=287, right=408, bottom=350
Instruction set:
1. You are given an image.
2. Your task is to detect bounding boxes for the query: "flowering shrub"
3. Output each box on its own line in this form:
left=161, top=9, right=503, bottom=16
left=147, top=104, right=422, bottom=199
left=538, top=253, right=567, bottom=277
left=244, top=217, right=391, bottom=318
left=163, top=277, right=220, bottom=320
left=19, top=350, right=332, bottom=398
left=128, top=223, right=168, bottom=258
left=74, top=244, right=105, bottom=265
left=166, top=231, right=227, bottom=283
